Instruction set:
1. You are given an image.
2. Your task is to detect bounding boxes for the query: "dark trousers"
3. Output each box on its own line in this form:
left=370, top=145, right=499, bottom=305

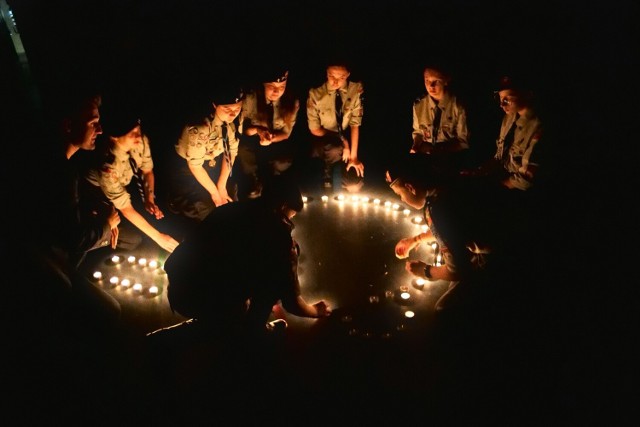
left=310, top=134, right=364, bottom=192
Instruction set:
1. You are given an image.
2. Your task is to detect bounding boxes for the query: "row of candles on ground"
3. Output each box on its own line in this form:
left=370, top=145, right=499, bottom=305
left=92, top=271, right=160, bottom=295
left=108, top=254, right=163, bottom=270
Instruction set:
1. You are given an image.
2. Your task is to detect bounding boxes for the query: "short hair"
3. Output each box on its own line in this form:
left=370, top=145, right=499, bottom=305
left=260, top=175, right=304, bottom=212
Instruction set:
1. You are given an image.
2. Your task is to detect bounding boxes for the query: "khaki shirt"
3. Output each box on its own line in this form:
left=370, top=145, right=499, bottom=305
left=242, top=91, right=299, bottom=137
left=86, top=135, right=153, bottom=210
left=175, top=115, right=240, bottom=168
left=495, top=110, right=543, bottom=191
left=306, top=81, right=364, bottom=132
left=412, top=92, right=469, bottom=150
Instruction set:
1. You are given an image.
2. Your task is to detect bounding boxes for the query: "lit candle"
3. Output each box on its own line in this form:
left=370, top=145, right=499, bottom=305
left=111, top=255, right=121, bottom=264
left=109, top=276, right=119, bottom=285
left=384, top=201, right=391, bottom=208
left=403, top=209, right=411, bottom=216
left=337, top=194, right=345, bottom=201
left=120, top=278, right=131, bottom=287
left=373, top=198, right=380, bottom=205
left=148, top=260, right=158, bottom=269
left=369, top=295, right=379, bottom=304
left=392, top=203, right=400, bottom=210
left=400, top=292, right=410, bottom=300
left=414, top=278, right=425, bottom=289
left=92, top=271, right=102, bottom=280
left=149, top=285, right=159, bottom=295
left=321, top=195, right=329, bottom=203
left=138, top=258, right=147, bottom=267
left=127, top=255, right=136, bottom=264
left=361, top=196, right=369, bottom=203
left=133, top=283, right=143, bottom=292
left=421, top=225, right=429, bottom=232
left=351, top=195, right=359, bottom=203
left=404, top=310, right=415, bottom=318
left=431, top=242, right=438, bottom=250
left=412, top=216, right=423, bottom=224
left=302, top=196, right=308, bottom=203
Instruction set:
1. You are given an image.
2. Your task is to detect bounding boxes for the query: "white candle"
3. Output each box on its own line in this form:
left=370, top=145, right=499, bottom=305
left=120, top=278, right=131, bottom=287
left=148, top=260, right=158, bottom=269
left=149, top=285, right=159, bottom=295
left=404, top=310, right=415, bottom=318
left=111, top=255, right=120, bottom=263
left=138, top=258, right=147, bottom=267
left=400, top=292, right=410, bottom=300
left=109, top=276, right=119, bottom=285
left=321, top=195, right=329, bottom=203
left=373, top=198, right=380, bottom=205
left=403, top=209, right=411, bottom=216
left=92, top=271, right=102, bottom=280
left=133, top=283, right=143, bottom=292
left=127, top=255, right=136, bottom=263
left=361, top=196, right=370, bottom=203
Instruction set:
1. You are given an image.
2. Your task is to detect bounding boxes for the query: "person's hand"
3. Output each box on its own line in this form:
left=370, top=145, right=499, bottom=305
left=110, top=226, right=119, bottom=249
left=211, top=192, right=226, bottom=207
left=395, top=236, right=419, bottom=259
left=217, top=187, right=233, bottom=204
left=313, top=301, right=332, bottom=317
left=258, top=128, right=273, bottom=146
left=405, top=260, right=428, bottom=279
left=341, top=140, right=351, bottom=162
left=346, top=158, right=364, bottom=177
left=107, top=206, right=120, bottom=229
left=145, top=201, right=164, bottom=219
left=155, top=233, right=179, bottom=253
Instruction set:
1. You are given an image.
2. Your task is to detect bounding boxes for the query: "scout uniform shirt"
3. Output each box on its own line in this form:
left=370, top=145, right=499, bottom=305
left=412, top=92, right=469, bottom=152
left=495, top=109, right=543, bottom=191
left=86, top=135, right=153, bottom=210
left=307, top=81, right=364, bottom=133
left=175, top=114, right=240, bottom=168
left=242, top=91, right=299, bottom=137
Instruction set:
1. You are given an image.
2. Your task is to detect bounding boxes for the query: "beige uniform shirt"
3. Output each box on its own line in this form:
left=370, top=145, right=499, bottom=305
left=495, top=110, right=543, bottom=191
left=242, top=91, right=299, bottom=137
left=175, top=115, right=240, bottom=167
left=306, top=81, right=364, bottom=132
left=412, top=92, right=469, bottom=151
left=86, top=135, right=153, bottom=210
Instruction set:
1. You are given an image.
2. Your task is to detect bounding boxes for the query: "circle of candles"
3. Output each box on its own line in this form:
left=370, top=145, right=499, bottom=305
left=133, top=283, right=143, bottom=292
left=321, top=195, right=329, bottom=203
left=92, top=271, right=102, bottom=280
left=127, top=255, right=136, bottom=263
left=109, top=276, right=119, bottom=285
left=404, top=310, right=415, bottom=318
left=148, top=260, right=158, bottom=269
left=120, top=278, right=131, bottom=287
left=149, top=285, right=159, bottom=295
left=138, top=258, right=147, bottom=267
left=111, top=255, right=121, bottom=264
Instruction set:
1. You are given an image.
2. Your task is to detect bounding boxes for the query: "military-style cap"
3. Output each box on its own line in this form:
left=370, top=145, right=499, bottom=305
left=103, top=106, right=141, bottom=137
left=262, top=69, right=289, bottom=83
left=211, top=86, right=245, bottom=106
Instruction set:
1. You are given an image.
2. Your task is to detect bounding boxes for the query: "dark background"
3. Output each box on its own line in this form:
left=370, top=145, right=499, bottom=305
left=1, top=0, right=638, bottom=423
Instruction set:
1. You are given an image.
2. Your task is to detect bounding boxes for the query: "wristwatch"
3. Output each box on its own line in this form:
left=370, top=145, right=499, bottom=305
left=424, top=264, right=433, bottom=280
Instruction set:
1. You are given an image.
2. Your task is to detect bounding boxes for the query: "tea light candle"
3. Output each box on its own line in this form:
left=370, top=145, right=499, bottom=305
left=111, top=255, right=121, bottom=264
left=404, top=310, right=415, bottom=318
left=138, top=258, right=147, bottom=267
left=148, top=260, right=158, bottom=269
left=149, top=285, right=159, bottom=295
left=120, top=278, right=131, bottom=287
left=361, top=196, right=369, bottom=203
left=337, top=194, right=345, bottom=201
left=109, top=276, right=119, bottom=285
left=384, top=201, right=391, bottom=208
left=403, top=209, right=411, bottom=216
left=392, top=203, right=400, bottom=210
left=133, top=283, right=143, bottom=292
left=302, top=196, right=308, bottom=203
left=373, top=198, right=380, bottom=205
left=92, top=271, right=102, bottom=280
left=321, top=195, right=329, bottom=203
left=127, top=255, right=136, bottom=264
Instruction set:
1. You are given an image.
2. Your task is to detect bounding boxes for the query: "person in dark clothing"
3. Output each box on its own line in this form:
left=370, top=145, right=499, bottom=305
left=161, top=174, right=332, bottom=336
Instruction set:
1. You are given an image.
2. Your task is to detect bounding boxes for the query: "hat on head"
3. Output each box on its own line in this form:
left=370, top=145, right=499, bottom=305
left=103, top=106, right=141, bottom=137
left=261, top=67, right=289, bottom=83
left=211, top=86, right=245, bottom=106
left=494, top=74, right=531, bottom=93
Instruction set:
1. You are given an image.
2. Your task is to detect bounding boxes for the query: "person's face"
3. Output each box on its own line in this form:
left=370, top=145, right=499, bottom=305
left=214, top=101, right=243, bottom=122
left=497, top=89, right=523, bottom=114
left=326, top=66, right=350, bottom=91
left=264, top=80, right=287, bottom=102
left=70, top=104, right=102, bottom=150
left=114, top=125, right=142, bottom=151
left=423, top=68, right=448, bottom=100
left=389, top=178, right=426, bottom=210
